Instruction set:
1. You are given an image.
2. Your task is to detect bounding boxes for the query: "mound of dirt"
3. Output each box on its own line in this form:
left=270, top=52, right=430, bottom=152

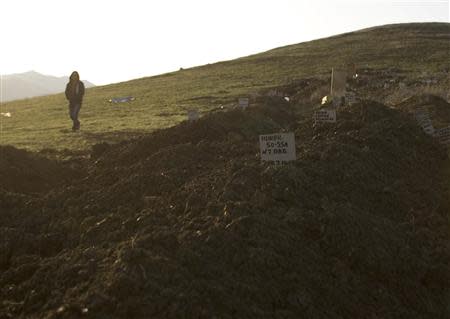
left=396, top=94, right=450, bottom=128
left=0, top=99, right=449, bottom=318
left=0, top=146, right=76, bottom=195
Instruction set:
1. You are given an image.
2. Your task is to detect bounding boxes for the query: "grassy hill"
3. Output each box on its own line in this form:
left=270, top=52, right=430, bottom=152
left=1, top=22, right=450, bottom=318
left=1, top=22, right=449, bottom=152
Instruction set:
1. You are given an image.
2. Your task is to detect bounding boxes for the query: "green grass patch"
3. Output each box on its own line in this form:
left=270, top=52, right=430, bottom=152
left=1, top=22, right=449, bottom=153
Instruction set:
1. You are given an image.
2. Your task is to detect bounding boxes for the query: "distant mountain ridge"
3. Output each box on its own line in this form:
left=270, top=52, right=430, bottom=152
left=1, top=71, right=95, bottom=102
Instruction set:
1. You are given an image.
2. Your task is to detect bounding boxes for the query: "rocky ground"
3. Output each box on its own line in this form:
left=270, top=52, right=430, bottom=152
left=1, top=92, right=449, bottom=318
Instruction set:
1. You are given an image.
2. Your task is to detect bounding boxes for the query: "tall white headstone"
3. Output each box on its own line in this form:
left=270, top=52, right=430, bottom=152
left=331, top=68, right=347, bottom=106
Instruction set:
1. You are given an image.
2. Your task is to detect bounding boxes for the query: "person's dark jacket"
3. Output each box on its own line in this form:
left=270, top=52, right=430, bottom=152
left=65, top=81, right=85, bottom=104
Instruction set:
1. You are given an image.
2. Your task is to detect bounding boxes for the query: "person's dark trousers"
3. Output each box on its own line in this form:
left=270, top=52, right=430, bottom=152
left=69, top=103, right=81, bottom=130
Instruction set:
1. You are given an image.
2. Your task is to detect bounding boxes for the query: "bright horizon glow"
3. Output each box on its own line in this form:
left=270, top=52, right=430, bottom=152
left=1, top=0, right=449, bottom=85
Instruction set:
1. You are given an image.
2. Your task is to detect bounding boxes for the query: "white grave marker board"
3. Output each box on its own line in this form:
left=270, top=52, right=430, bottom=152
left=238, top=98, right=249, bottom=109
left=314, top=109, right=337, bottom=123
left=187, top=110, right=199, bottom=122
left=260, top=133, right=296, bottom=163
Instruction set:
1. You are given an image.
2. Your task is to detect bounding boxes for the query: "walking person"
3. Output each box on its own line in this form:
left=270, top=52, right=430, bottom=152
left=65, top=71, right=85, bottom=131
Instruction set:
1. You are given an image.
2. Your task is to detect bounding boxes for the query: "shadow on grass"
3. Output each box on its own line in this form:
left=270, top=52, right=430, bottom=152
left=80, top=129, right=147, bottom=145
left=39, top=129, right=148, bottom=160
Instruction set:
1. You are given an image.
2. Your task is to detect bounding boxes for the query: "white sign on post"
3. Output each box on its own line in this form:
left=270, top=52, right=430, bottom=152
left=314, top=109, right=337, bottom=123
left=435, top=126, right=450, bottom=146
left=187, top=109, right=199, bottom=122
left=260, top=133, right=296, bottom=163
left=238, top=98, right=249, bottom=110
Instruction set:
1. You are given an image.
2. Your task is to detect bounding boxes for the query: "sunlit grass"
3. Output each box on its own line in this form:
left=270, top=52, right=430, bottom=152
left=1, top=23, right=449, bottom=153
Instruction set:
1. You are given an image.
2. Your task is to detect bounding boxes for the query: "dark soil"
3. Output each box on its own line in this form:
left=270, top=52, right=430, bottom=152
left=1, top=97, right=449, bottom=319
left=396, top=94, right=450, bottom=128
left=0, top=146, right=76, bottom=195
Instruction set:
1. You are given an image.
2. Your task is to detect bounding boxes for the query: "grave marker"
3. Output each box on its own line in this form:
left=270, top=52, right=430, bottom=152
left=260, top=133, right=296, bottom=163
left=414, top=109, right=435, bottom=136
left=238, top=98, right=249, bottom=110
left=331, top=68, right=347, bottom=106
left=314, top=109, right=337, bottom=123
left=187, top=109, right=199, bottom=122
left=348, top=63, right=357, bottom=79
left=435, top=126, right=450, bottom=146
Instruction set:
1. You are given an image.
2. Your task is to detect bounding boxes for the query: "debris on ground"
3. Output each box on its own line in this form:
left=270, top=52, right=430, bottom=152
left=109, top=97, right=136, bottom=103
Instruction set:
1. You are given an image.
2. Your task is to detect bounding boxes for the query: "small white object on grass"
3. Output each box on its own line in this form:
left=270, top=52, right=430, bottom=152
left=1, top=112, right=12, bottom=118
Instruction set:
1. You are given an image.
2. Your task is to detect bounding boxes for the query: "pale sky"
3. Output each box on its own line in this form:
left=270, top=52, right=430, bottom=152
left=1, top=0, right=448, bottom=85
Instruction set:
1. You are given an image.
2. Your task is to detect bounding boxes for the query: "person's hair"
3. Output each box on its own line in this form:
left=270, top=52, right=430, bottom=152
left=70, top=71, right=80, bottom=82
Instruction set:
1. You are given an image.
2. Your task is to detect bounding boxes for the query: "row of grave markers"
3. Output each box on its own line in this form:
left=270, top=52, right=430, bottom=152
left=315, top=68, right=359, bottom=124
left=261, top=65, right=350, bottom=161
left=188, top=67, right=352, bottom=124
left=187, top=92, right=294, bottom=119
left=258, top=123, right=450, bottom=166
left=187, top=69, right=344, bottom=162
left=188, top=67, right=448, bottom=165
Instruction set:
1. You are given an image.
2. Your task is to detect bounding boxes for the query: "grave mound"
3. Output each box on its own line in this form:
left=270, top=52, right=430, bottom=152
left=396, top=94, right=450, bottom=127
left=0, top=99, right=449, bottom=318
left=0, top=146, right=75, bottom=195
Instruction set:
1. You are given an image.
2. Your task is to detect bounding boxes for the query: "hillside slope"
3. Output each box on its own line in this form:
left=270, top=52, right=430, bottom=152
left=1, top=22, right=449, bottom=318
left=1, top=22, right=449, bottom=152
